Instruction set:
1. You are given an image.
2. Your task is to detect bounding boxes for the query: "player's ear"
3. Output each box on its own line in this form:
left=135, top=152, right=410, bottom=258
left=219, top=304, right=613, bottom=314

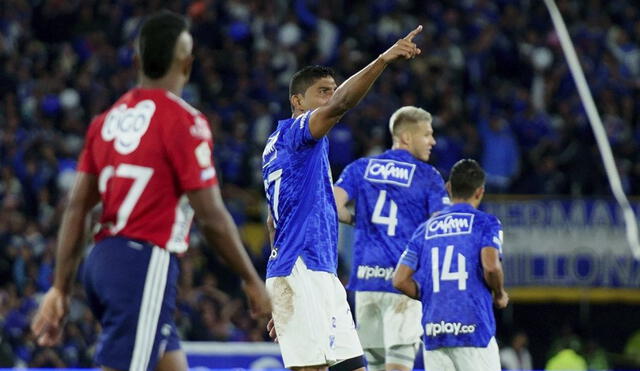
left=400, top=130, right=412, bottom=145
left=290, top=94, right=302, bottom=112
left=445, top=181, right=452, bottom=197
left=183, top=54, right=194, bottom=78
left=475, top=185, right=485, bottom=201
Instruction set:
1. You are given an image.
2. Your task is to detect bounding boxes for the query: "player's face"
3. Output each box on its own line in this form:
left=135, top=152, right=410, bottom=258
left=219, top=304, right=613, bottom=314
left=409, top=120, right=436, bottom=162
left=301, top=77, right=338, bottom=110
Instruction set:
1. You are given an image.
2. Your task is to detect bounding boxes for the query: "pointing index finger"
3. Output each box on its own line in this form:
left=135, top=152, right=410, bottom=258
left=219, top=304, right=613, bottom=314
left=403, top=25, right=423, bottom=42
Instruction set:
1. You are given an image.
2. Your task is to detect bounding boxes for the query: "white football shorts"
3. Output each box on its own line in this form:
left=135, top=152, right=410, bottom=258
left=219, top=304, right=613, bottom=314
left=355, top=291, right=422, bottom=369
left=266, top=257, right=363, bottom=368
left=355, top=291, right=422, bottom=349
left=423, top=337, right=501, bottom=371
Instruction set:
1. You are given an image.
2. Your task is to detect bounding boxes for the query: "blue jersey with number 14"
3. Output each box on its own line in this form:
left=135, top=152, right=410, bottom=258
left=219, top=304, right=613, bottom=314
left=261, top=110, right=338, bottom=278
left=399, top=203, right=504, bottom=350
left=336, top=149, right=449, bottom=293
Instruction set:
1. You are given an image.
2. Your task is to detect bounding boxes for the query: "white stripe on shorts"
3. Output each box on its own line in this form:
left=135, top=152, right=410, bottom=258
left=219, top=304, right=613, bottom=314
left=130, top=247, right=170, bottom=371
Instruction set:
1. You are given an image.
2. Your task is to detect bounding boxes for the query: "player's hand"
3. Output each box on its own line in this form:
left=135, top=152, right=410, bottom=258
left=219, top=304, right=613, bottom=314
left=266, top=317, right=278, bottom=343
left=493, top=290, right=509, bottom=309
left=242, top=278, right=272, bottom=319
left=31, top=287, right=69, bottom=346
left=379, top=25, right=423, bottom=64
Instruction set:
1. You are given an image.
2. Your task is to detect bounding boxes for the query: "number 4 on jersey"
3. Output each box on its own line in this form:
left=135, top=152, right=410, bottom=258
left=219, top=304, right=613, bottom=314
left=431, top=245, right=468, bottom=293
left=372, top=190, right=398, bottom=236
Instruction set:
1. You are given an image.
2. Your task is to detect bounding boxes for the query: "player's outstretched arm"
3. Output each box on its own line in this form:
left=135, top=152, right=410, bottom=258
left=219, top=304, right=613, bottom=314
left=308, top=25, right=423, bottom=139
left=392, top=263, right=420, bottom=300
left=32, top=172, right=101, bottom=346
left=481, top=247, right=509, bottom=309
left=333, top=186, right=354, bottom=225
left=187, top=186, right=271, bottom=318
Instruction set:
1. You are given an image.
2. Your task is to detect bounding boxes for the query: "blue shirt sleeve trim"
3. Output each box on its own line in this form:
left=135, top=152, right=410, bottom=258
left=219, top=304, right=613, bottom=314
left=399, top=249, right=419, bottom=271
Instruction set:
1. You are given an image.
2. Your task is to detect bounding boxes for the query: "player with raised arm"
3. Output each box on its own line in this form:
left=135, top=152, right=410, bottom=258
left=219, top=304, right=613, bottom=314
left=393, top=159, right=508, bottom=371
left=262, top=26, right=424, bottom=371
left=30, top=11, right=270, bottom=371
left=333, top=106, right=450, bottom=371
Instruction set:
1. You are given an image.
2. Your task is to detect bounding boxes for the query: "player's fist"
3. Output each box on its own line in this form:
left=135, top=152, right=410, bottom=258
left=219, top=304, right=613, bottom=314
left=493, top=290, right=509, bottom=309
left=379, top=25, right=423, bottom=64
left=242, top=279, right=272, bottom=319
left=31, top=287, right=69, bottom=346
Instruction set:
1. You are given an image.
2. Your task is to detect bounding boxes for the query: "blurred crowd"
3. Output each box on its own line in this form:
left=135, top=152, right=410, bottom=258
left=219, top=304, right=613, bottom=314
left=1, top=0, right=640, bottom=368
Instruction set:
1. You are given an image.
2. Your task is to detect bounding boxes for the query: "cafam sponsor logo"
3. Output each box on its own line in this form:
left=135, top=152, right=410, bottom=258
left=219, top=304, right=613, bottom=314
left=426, top=213, right=474, bottom=239
left=364, top=159, right=416, bottom=187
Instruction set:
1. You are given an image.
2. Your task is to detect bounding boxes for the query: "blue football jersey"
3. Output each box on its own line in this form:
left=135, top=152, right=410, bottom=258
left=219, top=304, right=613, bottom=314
left=399, top=203, right=504, bottom=349
left=261, top=110, right=338, bottom=278
left=335, top=149, right=449, bottom=292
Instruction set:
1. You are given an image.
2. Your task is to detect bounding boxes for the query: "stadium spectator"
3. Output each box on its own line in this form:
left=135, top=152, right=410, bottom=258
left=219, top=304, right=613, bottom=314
left=500, top=331, right=533, bottom=371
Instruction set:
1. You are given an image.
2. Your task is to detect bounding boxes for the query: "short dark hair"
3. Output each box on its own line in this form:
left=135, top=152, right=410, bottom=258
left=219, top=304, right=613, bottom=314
left=289, top=65, right=336, bottom=97
left=138, top=10, right=189, bottom=79
left=449, top=159, right=485, bottom=199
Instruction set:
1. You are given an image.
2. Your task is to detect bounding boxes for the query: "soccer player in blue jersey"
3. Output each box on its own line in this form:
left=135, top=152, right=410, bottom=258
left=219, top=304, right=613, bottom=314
left=333, top=106, right=450, bottom=371
left=262, top=25, right=424, bottom=371
left=393, top=159, right=509, bottom=371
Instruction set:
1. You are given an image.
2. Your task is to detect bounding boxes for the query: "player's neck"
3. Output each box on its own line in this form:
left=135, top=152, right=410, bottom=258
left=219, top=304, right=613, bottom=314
left=391, top=143, right=410, bottom=152
left=139, top=75, right=183, bottom=96
left=451, top=199, right=479, bottom=209
left=291, top=109, right=305, bottom=118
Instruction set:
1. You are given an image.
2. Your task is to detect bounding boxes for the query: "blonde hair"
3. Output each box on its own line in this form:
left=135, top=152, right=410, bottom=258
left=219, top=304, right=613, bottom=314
left=388, top=106, right=432, bottom=136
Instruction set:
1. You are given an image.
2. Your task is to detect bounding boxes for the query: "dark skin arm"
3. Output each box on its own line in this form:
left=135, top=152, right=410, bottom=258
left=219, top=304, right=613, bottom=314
left=392, top=263, right=420, bottom=300
left=32, top=172, right=100, bottom=346
left=308, top=26, right=423, bottom=139
left=481, top=247, right=509, bottom=308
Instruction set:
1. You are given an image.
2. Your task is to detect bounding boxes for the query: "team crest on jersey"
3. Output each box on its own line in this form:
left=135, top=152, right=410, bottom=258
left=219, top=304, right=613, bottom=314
left=262, top=131, right=280, bottom=168
left=425, top=213, right=474, bottom=239
left=102, top=100, right=155, bottom=154
left=364, top=159, right=416, bottom=187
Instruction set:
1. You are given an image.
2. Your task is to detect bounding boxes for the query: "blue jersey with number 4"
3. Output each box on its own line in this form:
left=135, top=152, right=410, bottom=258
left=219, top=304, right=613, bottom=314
left=336, top=149, right=449, bottom=292
left=261, top=110, right=338, bottom=278
left=399, top=203, right=503, bottom=349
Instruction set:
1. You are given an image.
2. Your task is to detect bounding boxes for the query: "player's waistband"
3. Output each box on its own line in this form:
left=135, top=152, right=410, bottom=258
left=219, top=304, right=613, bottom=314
left=95, top=236, right=175, bottom=254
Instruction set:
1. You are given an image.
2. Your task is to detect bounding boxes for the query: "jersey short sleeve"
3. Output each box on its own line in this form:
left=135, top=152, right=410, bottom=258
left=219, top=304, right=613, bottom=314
left=162, top=114, right=218, bottom=192
left=398, top=223, right=427, bottom=271
left=281, top=109, right=318, bottom=151
left=77, top=115, right=103, bottom=175
left=335, top=160, right=360, bottom=201
left=480, top=215, right=504, bottom=255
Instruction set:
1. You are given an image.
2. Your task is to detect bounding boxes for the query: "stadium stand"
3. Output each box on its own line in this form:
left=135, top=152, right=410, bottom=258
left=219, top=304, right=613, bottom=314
left=0, top=0, right=639, bottom=369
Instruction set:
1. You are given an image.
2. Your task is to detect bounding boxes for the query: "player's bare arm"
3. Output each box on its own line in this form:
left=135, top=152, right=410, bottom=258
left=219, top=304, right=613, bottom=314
left=333, top=186, right=354, bottom=225
left=266, top=210, right=275, bottom=247
left=308, top=25, right=423, bottom=139
left=481, top=247, right=509, bottom=309
left=392, top=263, right=420, bottom=300
left=31, top=172, right=101, bottom=346
left=187, top=185, right=271, bottom=318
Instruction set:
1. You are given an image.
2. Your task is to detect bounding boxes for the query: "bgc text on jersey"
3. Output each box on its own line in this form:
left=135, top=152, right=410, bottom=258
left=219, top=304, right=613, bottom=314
left=78, top=88, right=217, bottom=253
